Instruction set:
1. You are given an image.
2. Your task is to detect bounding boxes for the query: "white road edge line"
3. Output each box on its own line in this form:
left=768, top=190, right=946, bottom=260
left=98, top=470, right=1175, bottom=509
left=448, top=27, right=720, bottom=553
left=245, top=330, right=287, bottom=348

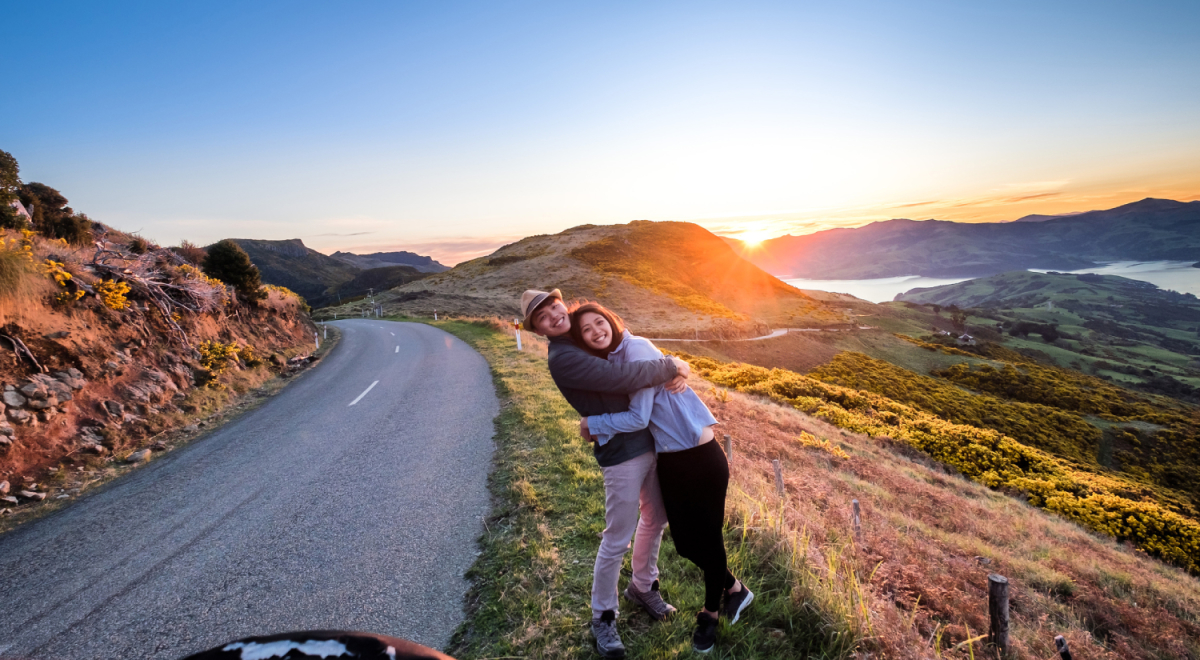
left=348, top=380, right=380, bottom=406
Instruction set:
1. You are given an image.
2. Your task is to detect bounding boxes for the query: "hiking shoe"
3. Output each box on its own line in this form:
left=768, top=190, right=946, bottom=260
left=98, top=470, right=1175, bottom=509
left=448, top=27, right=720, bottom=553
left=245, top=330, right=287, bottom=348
left=721, top=584, right=754, bottom=624
left=623, top=579, right=678, bottom=621
left=693, top=611, right=718, bottom=654
left=590, top=610, right=626, bottom=659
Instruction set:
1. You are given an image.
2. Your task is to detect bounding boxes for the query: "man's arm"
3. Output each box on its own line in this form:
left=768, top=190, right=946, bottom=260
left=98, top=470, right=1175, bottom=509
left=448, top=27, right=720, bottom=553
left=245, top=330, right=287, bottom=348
left=549, top=345, right=685, bottom=394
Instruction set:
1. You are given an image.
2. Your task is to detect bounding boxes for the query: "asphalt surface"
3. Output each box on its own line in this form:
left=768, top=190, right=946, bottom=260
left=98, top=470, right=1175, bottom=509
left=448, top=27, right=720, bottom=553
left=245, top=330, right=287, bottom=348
left=0, top=320, right=498, bottom=660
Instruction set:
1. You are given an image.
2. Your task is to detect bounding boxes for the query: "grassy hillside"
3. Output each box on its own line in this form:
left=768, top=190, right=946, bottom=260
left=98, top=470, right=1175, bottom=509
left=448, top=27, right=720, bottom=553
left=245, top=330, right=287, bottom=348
left=318, top=221, right=848, bottom=337
left=229, top=238, right=360, bottom=306
left=432, top=318, right=1200, bottom=660
left=734, top=198, right=1200, bottom=279
left=896, top=270, right=1200, bottom=396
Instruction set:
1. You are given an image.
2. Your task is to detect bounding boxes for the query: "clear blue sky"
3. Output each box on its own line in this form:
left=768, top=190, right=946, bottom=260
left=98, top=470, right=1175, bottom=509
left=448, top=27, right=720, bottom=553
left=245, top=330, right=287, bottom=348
left=4, top=1, right=1198, bottom=263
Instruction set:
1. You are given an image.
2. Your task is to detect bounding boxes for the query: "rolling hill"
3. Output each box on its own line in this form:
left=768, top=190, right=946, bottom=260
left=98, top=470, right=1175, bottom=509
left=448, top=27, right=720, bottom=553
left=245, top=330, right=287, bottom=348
left=330, top=250, right=449, bottom=273
left=894, top=270, right=1200, bottom=396
left=732, top=198, right=1200, bottom=279
left=318, top=221, right=851, bottom=337
left=226, top=239, right=435, bottom=308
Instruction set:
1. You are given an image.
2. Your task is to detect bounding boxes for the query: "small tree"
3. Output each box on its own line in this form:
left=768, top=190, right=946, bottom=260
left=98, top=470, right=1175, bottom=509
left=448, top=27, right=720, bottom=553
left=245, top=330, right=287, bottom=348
left=0, top=150, right=27, bottom=230
left=22, top=182, right=92, bottom=245
left=203, top=239, right=265, bottom=301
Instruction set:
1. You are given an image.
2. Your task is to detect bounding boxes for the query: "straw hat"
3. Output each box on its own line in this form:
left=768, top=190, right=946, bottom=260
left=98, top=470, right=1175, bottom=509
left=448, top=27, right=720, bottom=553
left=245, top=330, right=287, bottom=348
left=520, top=288, right=562, bottom=330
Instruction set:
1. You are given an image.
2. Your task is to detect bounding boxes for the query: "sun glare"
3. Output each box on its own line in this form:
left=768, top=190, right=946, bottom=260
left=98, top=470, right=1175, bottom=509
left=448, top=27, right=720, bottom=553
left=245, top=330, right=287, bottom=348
left=736, top=229, right=773, bottom=248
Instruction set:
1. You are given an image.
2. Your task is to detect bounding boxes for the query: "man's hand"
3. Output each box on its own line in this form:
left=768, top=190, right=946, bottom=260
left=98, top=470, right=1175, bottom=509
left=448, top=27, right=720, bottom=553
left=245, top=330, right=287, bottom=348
left=665, top=375, right=688, bottom=394
left=579, top=417, right=597, bottom=443
left=670, top=356, right=691, bottom=380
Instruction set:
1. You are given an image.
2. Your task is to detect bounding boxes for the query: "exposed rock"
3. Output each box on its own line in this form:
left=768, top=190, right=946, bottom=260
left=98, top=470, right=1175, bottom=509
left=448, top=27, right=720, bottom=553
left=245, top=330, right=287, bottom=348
left=150, top=441, right=167, bottom=451
left=3, top=390, right=27, bottom=408
left=46, top=330, right=70, bottom=339
left=18, top=490, right=46, bottom=501
left=27, top=398, right=55, bottom=411
left=0, top=480, right=8, bottom=494
left=84, top=444, right=109, bottom=455
left=36, top=410, right=55, bottom=423
left=0, top=436, right=10, bottom=448
left=19, top=381, right=49, bottom=400
left=101, top=400, right=125, bottom=418
left=3, top=384, right=13, bottom=391
left=183, top=424, right=199, bottom=433
left=126, top=449, right=151, bottom=464
left=7, top=409, right=33, bottom=425
left=0, top=424, right=13, bottom=436
left=1, top=496, right=17, bottom=505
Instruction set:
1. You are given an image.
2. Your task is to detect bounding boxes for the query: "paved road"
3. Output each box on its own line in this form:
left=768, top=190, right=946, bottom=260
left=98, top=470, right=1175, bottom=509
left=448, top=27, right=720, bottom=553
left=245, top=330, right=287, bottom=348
left=0, top=320, right=498, bottom=660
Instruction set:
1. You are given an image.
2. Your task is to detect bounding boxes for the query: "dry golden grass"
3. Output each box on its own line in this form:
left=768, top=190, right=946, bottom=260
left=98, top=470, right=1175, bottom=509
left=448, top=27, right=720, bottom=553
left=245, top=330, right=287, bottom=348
left=706, top=384, right=1200, bottom=659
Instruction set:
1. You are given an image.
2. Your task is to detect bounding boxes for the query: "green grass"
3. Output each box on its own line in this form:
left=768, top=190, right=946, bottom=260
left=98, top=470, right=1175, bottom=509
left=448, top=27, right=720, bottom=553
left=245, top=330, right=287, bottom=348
left=422, top=318, right=862, bottom=659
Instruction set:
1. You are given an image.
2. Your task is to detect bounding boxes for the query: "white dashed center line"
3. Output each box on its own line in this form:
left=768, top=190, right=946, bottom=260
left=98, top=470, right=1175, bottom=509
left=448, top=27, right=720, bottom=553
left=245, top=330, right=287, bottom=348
left=348, top=380, right=379, bottom=406
left=390, top=332, right=395, bottom=336
left=394, top=346, right=399, bottom=353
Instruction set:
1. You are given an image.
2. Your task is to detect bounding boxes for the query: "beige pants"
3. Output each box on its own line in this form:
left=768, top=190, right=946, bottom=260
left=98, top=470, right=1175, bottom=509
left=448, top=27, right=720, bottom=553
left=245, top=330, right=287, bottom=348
left=592, top=450, right=669, bottom=617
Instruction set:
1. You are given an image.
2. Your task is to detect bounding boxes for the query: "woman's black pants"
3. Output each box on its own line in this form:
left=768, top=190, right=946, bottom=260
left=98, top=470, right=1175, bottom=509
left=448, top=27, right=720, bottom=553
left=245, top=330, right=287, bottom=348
left=656, top=439, right=736, bottom=612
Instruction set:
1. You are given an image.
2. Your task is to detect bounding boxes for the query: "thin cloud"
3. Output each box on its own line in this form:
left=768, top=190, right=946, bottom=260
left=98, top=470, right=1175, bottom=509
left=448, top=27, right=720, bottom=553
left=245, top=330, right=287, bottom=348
left=308, top=231, right=375, bottom=237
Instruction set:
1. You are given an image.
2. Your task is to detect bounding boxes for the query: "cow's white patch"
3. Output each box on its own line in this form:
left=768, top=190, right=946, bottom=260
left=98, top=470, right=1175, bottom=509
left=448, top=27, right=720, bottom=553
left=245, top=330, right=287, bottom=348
left=222, top=638, right=352, bottom=659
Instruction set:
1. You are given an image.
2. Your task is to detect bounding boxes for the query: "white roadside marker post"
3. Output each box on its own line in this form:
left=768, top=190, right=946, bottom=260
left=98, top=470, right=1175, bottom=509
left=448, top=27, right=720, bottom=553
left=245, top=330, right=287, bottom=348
left=314, top=332, right=319, bottom=351
left=434, top=309, right=438, bottom=321
left=513, top=319, right=522, bottom=351
left=323, top=324, right=327, bottom=340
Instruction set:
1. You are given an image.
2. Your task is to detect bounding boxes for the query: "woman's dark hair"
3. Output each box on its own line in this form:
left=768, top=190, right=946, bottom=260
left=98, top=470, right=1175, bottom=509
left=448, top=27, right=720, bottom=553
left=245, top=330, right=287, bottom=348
left=568, top=301, right=626, bottom=358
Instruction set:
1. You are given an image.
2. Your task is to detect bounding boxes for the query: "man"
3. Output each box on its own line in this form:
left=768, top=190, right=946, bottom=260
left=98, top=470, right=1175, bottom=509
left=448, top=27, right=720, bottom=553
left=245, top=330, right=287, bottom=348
left=521, top=289, right=688, bottom=659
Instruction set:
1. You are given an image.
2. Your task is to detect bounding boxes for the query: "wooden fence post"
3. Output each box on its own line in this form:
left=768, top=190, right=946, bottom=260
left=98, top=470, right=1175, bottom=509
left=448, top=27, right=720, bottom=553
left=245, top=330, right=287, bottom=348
left=988, top=574, right=1009, bottom=655
left=1054, top=635, right=1072, bottom=660
left=723, top=434, right=732, bottom=461
left=852, top=499, right=862, bottom=537
left=772, top=459, right=784, bottom=496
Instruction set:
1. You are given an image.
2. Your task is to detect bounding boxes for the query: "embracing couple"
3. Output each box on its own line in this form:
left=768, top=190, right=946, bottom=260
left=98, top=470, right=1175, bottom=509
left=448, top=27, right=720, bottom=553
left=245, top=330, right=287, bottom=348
left=519, top=289, right=753, bottom=656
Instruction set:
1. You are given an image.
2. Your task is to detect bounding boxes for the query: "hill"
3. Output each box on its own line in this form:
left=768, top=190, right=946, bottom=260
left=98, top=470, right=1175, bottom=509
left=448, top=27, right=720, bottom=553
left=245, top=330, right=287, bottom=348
left=435, top=318, right=1200, bottom=660
left=227, top=239, right=359, bottom=306
left=1, top=222, right=316, bottom=512
left=733, top=198, right=1200, bottom=279
left=895, top=270, right=1200, bottom=397
left=318, top=221, right=849, bottom=337
left=330, top=250, right=449, bottom=272
left=226, top=239, right=435, bottom=308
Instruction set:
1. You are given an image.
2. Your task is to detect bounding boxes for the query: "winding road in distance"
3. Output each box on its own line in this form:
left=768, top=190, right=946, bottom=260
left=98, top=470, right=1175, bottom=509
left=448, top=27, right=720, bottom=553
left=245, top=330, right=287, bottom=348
left=0, top=320, right=498, bottom=660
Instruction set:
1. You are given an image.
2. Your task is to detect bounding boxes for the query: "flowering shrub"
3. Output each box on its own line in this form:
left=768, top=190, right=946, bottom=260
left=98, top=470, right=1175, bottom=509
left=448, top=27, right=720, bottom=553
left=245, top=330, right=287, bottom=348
left=796, top=430, right=850, bottom=460
left=198, top=340, right=241, bottom=387
left=95, top=279, right=131, bottom=310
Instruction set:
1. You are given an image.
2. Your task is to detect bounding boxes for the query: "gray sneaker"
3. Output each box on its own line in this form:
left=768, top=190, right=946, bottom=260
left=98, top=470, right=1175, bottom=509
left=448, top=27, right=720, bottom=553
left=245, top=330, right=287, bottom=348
left=590, top=609, right=626, bottom=659
left=623, top=579, right=678, bottom=621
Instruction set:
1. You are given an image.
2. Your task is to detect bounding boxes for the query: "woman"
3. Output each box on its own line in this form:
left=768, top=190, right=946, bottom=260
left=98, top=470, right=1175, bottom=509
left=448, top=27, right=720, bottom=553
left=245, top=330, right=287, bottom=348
left=570, top=302, right=753, bottom=654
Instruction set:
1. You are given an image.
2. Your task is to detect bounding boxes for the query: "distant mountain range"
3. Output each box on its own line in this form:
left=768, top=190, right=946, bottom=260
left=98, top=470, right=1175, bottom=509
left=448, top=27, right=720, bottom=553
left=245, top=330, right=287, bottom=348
left=732, top=198, right=1200, bottom=279
left=330, top=250, right=449, bottom=273
left=225, top=239, right=437, bottom=307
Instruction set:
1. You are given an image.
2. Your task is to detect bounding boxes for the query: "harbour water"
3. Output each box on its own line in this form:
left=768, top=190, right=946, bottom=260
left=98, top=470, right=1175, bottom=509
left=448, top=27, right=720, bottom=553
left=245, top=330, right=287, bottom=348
left=784, top=261, right=1200, bottom=303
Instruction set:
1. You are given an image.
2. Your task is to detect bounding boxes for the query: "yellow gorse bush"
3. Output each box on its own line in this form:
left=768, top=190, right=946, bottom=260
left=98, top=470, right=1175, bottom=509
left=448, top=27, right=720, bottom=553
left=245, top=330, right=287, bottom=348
left=198, top=340, right=241, bottom=386
left=95, top=279, right=131, bottom=310
left=796, top=430, right=850, bottom=459
left=40, top=259, right=72, bottom=287
left=679, top=352, right=1200, bottom=573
